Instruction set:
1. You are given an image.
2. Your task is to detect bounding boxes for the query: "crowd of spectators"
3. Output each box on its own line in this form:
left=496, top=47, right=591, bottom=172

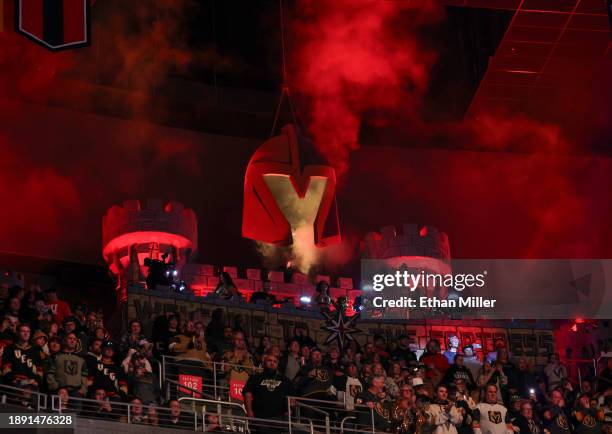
left=1, top=278, right=612, bottom=433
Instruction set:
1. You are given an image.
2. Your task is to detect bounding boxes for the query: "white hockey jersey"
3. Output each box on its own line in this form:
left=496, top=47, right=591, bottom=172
left=473, top=402, right=513, bottom=434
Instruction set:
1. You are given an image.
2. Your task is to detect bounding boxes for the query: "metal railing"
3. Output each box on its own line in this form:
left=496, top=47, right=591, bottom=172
left=49, top=393, right=198, bottom=430
left=161, top=354, right=262, bottom=400
left=0, top=383, right=48, bottom=412
left=288, top=396, right=378, bottom=434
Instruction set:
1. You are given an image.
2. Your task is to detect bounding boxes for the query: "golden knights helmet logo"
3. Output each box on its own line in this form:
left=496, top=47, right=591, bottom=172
left=488, top=411, right=503, bottom=424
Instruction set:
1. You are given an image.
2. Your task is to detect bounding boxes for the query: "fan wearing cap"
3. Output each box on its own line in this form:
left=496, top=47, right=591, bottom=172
left=472, top=384, right=514, bottom=434
left=90, top=341, right=127, bottom=400
left=2, top=323, right=43, bottom=390
left=413, top=376, right=433, bottom=406
left=296, top=347, right=334, bottom=399
left=60, top=315, right=88, bottom=355
left=46, top=332, right=88, bottom=397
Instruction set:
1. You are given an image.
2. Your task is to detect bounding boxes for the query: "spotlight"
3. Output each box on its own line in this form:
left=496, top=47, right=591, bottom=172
left=173, top=270, right=178, bottom=277
left=165, top=270, right=170, bottom=277
left=300, top=295, right=312, bottom=304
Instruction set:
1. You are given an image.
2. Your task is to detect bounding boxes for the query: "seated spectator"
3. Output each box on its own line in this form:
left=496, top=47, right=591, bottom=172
left=213, top=272, right=240, bottom=300
left=160, top=399, right=194, bottom=429
left=46, top=332, right=88, bottom=398
left=120, top=398, right=149, bottom=424
left=249, top=283, right=277, bottom=305
left=81, top=388, right=116, bottom=420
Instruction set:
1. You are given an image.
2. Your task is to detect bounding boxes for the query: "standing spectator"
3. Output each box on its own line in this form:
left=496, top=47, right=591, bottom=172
left=60, top=316, right=88, bottom=354
left=572, top=393, right=604, bottom=434
left=443, top=354, right=476, bottom=391
left=90, top=341, right=127, bottom=400
left=213, top=272, right=240, bottom=300
left=472, top=384, right=513, bottom=434
left=421, top=339, right=450, bottom=384
left=543, top=389, right=572, bottom=434
left=334, top=362, right=364, bottom=410
left=392, top=335, right=418, bottom=365
left=512, top=401, right=544, bottom=434
left=292, top=325, right=316, bottom=349
left=356, top=374, right=392, bottom=432
left=243, top=352, right=294, bottom=421
left=279, top=338, right=301, bottom=381
left=128, top=360, right=161, bottom=405
left=44, top=288, right=71, bottom=323
left=46, top=332, right=88, bottom=398
left=478, top=362, right=507, bottom=403
left=597, top=358, right=612, bottom=394
left=443, top=335, right=461, bottom=364
left=516, top=358, right=538, bottom=399
left=296, top=347, right=334, bottom=399
left=426, top=384, right=463, bottom=434
left=223, top=331, right=254, bottom=402
left=545, top=354, right=568, bottom=393
left=205, top=308, right=226, bottom=355
left=121, top=320, right=147, bottom=354
left=2, top=324, right=43, bottom=391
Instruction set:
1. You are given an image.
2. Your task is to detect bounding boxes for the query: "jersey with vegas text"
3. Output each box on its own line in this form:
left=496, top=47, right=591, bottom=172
left=1, top=344, right=43, bottom=384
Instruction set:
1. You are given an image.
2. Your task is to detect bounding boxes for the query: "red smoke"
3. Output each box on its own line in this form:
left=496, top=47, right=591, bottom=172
left=291, top=0, right=443, bottom=177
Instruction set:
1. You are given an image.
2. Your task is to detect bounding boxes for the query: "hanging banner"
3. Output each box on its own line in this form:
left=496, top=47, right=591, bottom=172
left=15, top=0, right=91, bottom=51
